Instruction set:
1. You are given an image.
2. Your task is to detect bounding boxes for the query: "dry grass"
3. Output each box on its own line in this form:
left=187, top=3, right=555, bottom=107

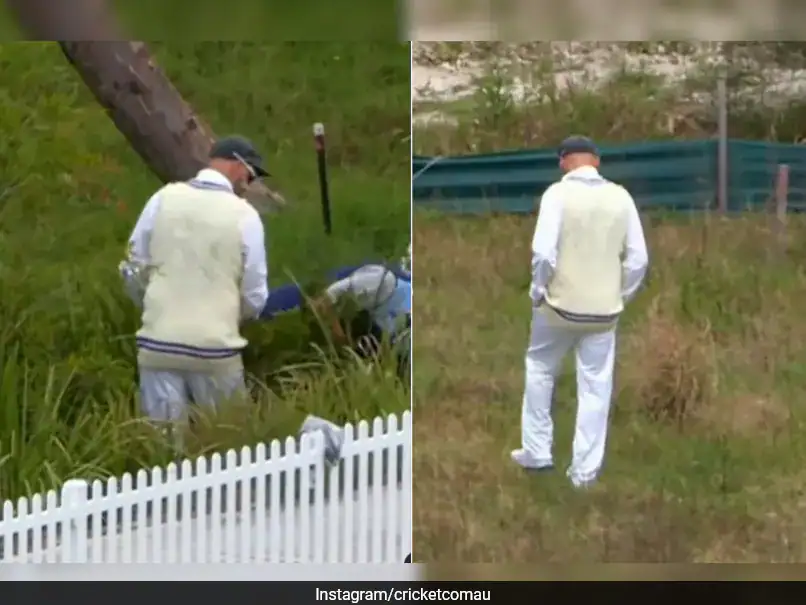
left=412, top=42, right=806, bottom=563
left=413, top=212, right=806, bottom=562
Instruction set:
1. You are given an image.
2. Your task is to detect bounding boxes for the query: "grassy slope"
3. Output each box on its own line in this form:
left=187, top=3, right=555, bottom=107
left=0, top=42, right=410, bottom=500
left=413, top=45, right=806, bottom=562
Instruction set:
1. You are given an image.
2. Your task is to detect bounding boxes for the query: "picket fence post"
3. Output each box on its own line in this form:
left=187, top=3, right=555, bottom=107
left=60, top=479, right=89, bottom=563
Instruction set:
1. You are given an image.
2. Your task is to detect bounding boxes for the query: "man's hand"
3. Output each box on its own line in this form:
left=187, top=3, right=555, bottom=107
left=529, top=283, right=545, bottom=308
left=119, top=259, right=148, bottom=308
left=310, top=296, right=348, bottom=346
left=330, top=319, right=348, bottom=346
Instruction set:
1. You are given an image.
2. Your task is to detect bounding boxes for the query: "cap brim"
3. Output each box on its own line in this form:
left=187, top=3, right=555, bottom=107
left=252, top=165, right=269, bottom=177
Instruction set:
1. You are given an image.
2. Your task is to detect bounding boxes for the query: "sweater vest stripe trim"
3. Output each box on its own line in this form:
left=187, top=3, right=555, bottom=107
left=542, top=301, right=621, bottom=324
left=136, top=337, right=242, bottom=359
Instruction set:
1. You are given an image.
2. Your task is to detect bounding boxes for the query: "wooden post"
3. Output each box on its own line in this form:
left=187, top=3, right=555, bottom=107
left=773, top=163, right=789, bottom=245
left=716, top=73, right=728, bottom=214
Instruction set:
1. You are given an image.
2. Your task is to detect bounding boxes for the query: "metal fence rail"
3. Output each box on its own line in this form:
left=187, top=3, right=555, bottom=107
left=413, top=139, right=806, bottom=214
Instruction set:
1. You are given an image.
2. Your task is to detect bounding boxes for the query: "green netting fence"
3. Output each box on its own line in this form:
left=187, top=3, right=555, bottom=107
left=413, top=139, right=806, bottom=214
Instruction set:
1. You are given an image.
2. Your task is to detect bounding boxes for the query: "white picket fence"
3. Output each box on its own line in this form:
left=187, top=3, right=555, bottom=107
left=0, top=411, right=411, bottom=563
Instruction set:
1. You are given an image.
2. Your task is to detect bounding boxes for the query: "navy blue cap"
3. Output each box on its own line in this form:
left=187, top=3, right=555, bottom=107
left=558, top=135, right=599, bottom=158
left=210, top=135, right=269, bottom=177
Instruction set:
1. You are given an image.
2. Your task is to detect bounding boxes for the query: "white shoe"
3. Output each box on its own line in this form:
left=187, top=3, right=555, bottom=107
left=510, top=449, right=554, bottom=471
left=567, top=468, right=598, bottom=489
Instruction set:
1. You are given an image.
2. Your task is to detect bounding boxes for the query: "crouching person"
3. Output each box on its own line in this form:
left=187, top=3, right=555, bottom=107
left=261, top=247, right=412, bottom=382
left=313, top=254, right=411, bottom=382
left=119, top=136, right=270, bottom=427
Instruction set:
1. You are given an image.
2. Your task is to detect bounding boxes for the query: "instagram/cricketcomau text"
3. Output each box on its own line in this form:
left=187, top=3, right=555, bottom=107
left=316, top=588, right=492, bottom=602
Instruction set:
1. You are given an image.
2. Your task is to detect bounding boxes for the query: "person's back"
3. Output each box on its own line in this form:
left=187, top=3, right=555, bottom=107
left=139, top=181, right=253, bottom=370
left=543, top=176, right=632, bottom=324
left=327, top=264, right=410, bottom=333
left=323, top=260, right=411, bottom=380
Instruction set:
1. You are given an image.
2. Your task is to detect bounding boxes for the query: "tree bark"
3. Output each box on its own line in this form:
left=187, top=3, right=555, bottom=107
left=4, top=0, right=287, bottom=212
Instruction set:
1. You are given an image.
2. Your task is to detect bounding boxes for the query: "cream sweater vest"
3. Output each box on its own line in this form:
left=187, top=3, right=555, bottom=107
left=136, top=181, right=253, bottom=373
left=543, top=176, right=632, bottom=327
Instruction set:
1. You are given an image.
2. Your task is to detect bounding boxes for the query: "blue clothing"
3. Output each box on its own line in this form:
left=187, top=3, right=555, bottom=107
left=260, top=264, right=411, bottom=322
left=373, top=276, right=411, bottom=335
left=259, top=282, right=309, bottom=319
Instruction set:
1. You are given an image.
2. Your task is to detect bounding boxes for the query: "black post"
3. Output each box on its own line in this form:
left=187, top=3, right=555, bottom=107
left=314, top=122, right=332, bottom=235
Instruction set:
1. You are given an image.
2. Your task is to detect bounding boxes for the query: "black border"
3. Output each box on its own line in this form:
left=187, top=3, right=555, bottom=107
left=4, top=580, right=802, bottom=603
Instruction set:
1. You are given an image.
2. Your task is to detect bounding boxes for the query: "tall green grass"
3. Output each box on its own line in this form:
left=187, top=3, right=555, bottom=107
left=0, top=42, right=410, bottom=501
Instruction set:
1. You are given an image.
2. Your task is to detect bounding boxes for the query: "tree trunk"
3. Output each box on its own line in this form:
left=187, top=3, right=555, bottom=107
left=4, top=0, right=287, bottom=212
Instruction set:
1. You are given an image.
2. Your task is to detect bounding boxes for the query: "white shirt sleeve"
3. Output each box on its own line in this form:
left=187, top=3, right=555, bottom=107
left=621, top=190, right=649, bottom=302
left=119, top=191, right=162, bottom=307
left=240, top=208, right=270, bottom=320
left=127, top=191, right=162, bottom=264
left=530, top=184, right=563, bottom=302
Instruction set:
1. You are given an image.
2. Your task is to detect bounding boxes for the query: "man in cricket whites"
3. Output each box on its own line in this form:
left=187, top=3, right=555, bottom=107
left=511, top=136, right=649, bottom=489
left=119, top=135, right=270, bottom=423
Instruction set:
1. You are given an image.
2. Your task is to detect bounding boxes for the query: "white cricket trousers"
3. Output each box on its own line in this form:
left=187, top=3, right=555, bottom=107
left=139, top=367, right=245, bottom=422
left=520, top=306, right=617, bottom=486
